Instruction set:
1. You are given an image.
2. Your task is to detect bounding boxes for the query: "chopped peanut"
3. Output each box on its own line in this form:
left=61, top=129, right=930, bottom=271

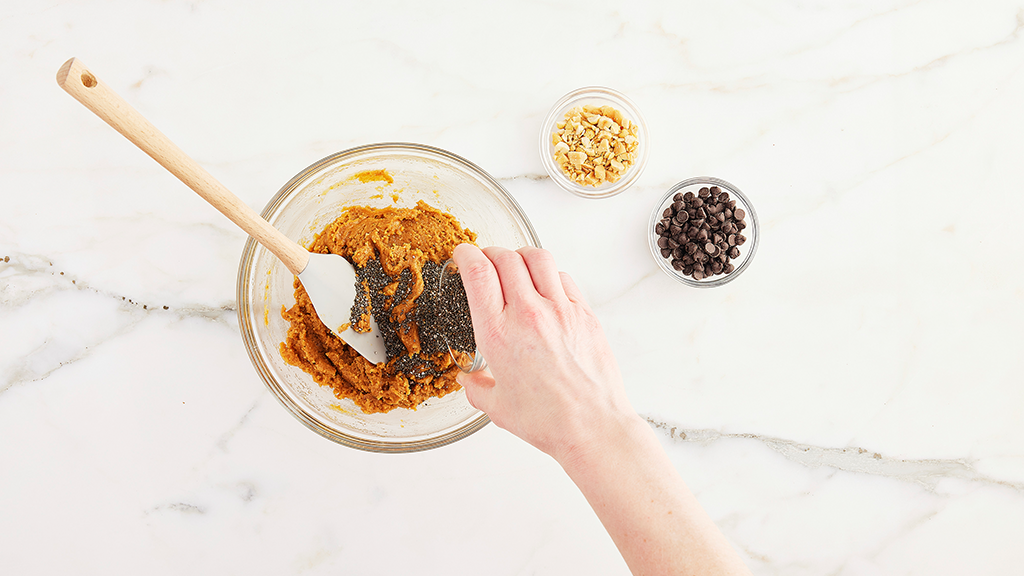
left=550, top=104, right=639, bottom=187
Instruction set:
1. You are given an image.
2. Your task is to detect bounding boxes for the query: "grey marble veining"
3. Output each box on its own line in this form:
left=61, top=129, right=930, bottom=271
left=3, top=1, right=1024, bottom=574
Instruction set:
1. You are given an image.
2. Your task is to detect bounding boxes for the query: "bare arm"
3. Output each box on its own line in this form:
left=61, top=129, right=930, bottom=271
left=452, top=244, right=751, bottom=576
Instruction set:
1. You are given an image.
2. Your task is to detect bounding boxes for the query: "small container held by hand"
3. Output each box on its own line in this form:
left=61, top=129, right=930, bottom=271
left=438, top=260, right=486, bottom=372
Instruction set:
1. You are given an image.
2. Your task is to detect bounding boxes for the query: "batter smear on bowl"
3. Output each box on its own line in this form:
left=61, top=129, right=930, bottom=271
left=279, top=199, right=477, bottom=413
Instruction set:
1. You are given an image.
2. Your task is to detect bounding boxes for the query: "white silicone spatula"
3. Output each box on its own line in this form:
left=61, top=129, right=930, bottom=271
left=57, top=57, right=387, bottom=364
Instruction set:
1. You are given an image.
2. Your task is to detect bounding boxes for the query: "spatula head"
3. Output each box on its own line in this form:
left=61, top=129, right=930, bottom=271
left=298, top=252, right=387, bottom=364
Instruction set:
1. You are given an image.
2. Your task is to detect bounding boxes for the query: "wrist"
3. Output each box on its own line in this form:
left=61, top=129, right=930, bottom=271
left=552, top=407, right=651, bottom=476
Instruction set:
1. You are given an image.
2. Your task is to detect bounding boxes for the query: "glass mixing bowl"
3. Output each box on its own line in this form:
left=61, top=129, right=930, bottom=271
left=236, top=143, right=541, bottom=452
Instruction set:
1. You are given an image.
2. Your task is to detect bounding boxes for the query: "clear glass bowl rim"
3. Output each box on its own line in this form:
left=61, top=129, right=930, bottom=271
left=236, top=142, right=541, bottom=452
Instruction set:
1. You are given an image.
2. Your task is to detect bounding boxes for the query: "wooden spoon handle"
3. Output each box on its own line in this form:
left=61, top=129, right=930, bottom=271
left=56, top=57, right=310, bottom=275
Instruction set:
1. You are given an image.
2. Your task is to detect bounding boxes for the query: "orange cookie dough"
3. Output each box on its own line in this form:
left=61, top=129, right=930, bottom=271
left=279, top=200, right=477, bottom=413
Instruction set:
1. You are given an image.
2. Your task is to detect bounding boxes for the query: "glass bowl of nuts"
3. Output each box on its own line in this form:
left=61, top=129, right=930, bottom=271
left=539, top=86, right=649, bottom=199
left=649, top=177, right=759, bottom=287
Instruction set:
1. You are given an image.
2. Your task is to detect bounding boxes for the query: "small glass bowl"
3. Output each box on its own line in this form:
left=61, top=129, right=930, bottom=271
left=237, top=143, right=540, bottom=452
left=438, top=260, right=486, bottom=373
left=539, top=86, right=649, bottom=199
left=648, top=177, right=759, bottom=288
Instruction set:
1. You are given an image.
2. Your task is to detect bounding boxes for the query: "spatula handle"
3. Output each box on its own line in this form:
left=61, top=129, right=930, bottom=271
left=56, top=57, right=310, bottom=275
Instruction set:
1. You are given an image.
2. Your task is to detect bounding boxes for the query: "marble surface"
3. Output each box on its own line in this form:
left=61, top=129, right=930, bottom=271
left=3, top=1, right=1024, bottom=574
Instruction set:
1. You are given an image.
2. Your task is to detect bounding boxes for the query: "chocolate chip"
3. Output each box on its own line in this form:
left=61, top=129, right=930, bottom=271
left=656, top=186, right=751, bottom=281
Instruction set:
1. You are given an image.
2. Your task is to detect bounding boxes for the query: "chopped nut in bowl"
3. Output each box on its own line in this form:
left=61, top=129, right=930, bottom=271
left=539, top=86, right=649, bottom=199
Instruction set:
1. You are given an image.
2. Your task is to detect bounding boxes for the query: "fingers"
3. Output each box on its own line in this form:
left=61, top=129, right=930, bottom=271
left=518, top=247, right=567, bottom=302
left=453, top=244, right=505, bottom=320
left=456, top=368, right=496, bottom=412
left=559, top=271, right=589, bottom=308
left=482, top=247, right=537, bottom=306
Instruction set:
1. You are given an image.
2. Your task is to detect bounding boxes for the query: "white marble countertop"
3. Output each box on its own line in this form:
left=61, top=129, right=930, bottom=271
left=3, top=1, right=1024, bottom=574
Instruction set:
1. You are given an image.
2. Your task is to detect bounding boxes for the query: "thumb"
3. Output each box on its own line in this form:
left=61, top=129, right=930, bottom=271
left=457, top=368, right=496, bottom=413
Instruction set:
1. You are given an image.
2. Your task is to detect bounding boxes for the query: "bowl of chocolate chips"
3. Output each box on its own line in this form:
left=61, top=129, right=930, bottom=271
left=649, top=177, right=758, bottom=287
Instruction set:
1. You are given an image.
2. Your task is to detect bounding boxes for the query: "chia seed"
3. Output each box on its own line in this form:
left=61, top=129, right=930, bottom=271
left=436, top=266, right=477, bottom=358
left=350, top=258, right=476, bottom=382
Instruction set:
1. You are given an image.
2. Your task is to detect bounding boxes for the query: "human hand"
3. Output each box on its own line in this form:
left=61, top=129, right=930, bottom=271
left=453, top=245, right=753, bottom=576
left=452, top=244, right=638, bottom=464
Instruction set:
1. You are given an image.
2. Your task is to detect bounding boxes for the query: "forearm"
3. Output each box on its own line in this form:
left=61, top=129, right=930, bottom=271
left=557, top=414, right=751, bottom=576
